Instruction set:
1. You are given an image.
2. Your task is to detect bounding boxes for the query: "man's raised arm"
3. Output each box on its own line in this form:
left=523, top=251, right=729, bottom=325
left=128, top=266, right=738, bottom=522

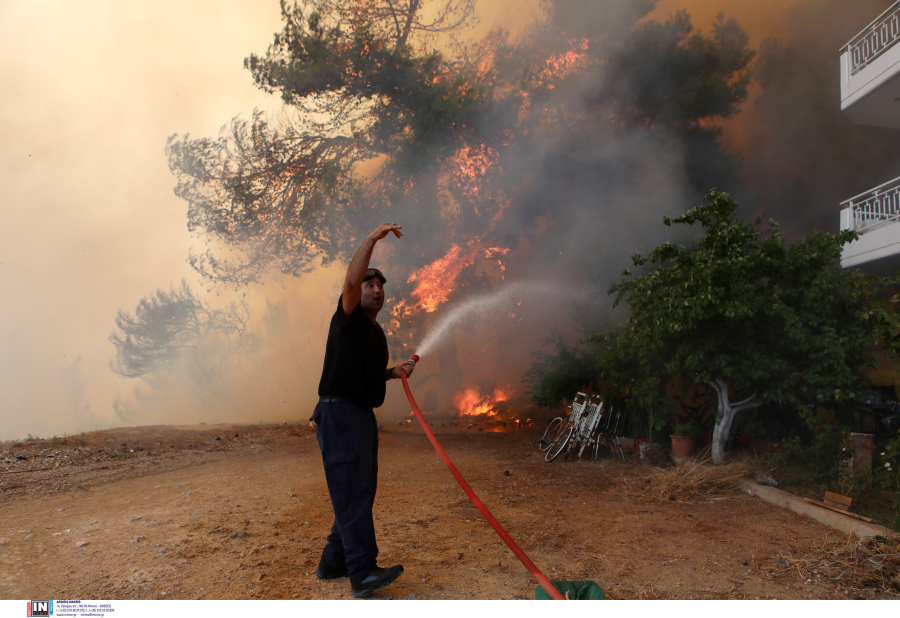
left=341, top=223, right=403, bottom=316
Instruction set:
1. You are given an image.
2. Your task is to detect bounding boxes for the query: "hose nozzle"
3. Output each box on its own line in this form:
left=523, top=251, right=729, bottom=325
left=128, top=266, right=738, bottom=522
left=399, top=354, right=419, bottom=379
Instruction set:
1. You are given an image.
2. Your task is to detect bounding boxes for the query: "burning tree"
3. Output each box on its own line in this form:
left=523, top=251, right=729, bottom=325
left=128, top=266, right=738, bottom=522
left=165, top=0, right=757, bottom=413
left=606, top=190, right=881, bottom=465
left=166, top=0, right=484, bottom=287
left=166, top=0, right=753, bottom=299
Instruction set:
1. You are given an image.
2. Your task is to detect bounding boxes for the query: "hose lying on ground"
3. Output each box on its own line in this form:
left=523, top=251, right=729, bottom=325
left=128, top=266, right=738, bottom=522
left=399, top=369, right=564, bottom=600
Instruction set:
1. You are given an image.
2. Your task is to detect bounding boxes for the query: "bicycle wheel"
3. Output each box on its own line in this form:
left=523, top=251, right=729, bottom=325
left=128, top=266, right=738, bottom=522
left=545, top=426, right=573, bottom=462
left=539, top=417, right=564, bottom=451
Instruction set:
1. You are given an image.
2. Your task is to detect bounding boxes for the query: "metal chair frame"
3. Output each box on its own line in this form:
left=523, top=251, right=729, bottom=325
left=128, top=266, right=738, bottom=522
left=543, top=392, right=626, bottom=462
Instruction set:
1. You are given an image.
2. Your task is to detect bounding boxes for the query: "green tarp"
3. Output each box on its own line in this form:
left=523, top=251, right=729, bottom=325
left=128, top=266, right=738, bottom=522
left=535, top=579, right=606, bottom=600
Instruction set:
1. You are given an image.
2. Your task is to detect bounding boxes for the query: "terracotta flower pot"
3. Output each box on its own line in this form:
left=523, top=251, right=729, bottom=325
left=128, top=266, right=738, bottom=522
left=633, top=438, right=649, bottom=454
left=670, top=434, right=696, bottom=459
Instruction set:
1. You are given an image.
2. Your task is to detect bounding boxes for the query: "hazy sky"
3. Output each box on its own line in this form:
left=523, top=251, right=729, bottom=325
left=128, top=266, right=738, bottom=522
left=0, top=0, right=853, bottom=440
left=0, top=0, right=553, bottom=440
left=0, top=0, right=289, bottom=439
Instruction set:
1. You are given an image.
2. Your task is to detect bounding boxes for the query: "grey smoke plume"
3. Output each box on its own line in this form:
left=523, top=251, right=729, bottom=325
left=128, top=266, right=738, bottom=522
left=738, top=0, right=900, bottom=238
left=7, top=0, right=892, bottom=440
left=135, top=0, right=755, bottom=423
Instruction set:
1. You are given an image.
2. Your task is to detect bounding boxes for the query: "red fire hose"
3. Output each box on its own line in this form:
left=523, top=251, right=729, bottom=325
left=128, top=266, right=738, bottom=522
left=399, top=368, right=565, bottom=600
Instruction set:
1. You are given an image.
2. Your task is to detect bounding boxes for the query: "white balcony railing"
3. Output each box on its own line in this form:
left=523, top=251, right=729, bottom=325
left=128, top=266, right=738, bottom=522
left=841, top=175, right=900, bottom=233
left=842, top=1, right=900, bottom=76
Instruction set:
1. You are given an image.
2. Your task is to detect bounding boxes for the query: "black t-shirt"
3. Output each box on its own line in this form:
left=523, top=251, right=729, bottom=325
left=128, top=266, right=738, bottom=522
left=317, top=295, right=390, bottom=409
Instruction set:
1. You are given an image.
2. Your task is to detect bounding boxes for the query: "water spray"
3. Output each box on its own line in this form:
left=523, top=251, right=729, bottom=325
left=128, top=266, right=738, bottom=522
left=399, top=354, right=564, bottom=600
left=413, top=281, right=584, bottom=358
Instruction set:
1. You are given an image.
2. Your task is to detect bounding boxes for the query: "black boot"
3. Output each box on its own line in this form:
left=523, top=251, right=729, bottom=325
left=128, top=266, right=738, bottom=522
left=350, top=565, right=404, bottom=598
left=316, top=558, right=349, bottom=580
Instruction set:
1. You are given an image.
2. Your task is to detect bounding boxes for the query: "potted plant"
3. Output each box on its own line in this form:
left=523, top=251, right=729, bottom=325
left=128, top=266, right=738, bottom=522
left=670, top=419, right=700, bottom=458
left=632, top=413, right=667, bottom=460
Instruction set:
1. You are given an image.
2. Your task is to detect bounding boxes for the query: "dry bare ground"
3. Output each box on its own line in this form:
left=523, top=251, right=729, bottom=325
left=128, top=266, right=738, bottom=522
left=0, top=423, right=897, bottom=600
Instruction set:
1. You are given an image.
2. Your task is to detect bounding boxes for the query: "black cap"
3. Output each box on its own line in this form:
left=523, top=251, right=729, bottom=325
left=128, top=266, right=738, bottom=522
left=363, top=268, right=386, bottom=283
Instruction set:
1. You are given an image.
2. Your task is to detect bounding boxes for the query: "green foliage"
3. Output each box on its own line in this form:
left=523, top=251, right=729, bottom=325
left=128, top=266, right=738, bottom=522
left=671, top=419, right=700, bottom=437
left=525, top=324, right=675, bottom=437
left=855, top=279, right=900, bottom=362
left=740, top=414, right=767, bottom=439
left=247, top=2, right=481, bottom=149
left=589, top=325, right=674, bottom=437
left=875, top=435, right=900, bottom=510
left=605, top=11, right=753, bottom=128
left=773, top=405, right=851, bottom=488
left=528, top=189, right=899, bottom=449
left=523, top=331, right=598, bottom=409
left=610, top=189, right=874, bottom=409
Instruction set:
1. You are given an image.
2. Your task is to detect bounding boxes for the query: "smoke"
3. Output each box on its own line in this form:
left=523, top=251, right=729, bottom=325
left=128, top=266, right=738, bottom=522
left=103, top=266, right=342, bottom=430
left=415, top=281, right=586, bottom=357
left=373, top=1, right=736, bottom=418
left=387, top=0, right=900, bottom=420
left=4, top=0, right=896, bottom=439
left=736, top=0, right=900, bottom=236
left=0, top=0, right=290, bottom=440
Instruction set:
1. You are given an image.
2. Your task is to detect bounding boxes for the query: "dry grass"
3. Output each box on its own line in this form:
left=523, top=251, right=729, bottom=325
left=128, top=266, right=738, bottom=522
left=639, top=460, right=751, bottom=502
left=781, top=534, right=900, bottom=595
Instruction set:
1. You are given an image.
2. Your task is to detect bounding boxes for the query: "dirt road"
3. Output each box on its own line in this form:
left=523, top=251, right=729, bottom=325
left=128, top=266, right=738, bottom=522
left=0, top=424, right=884, bottom=599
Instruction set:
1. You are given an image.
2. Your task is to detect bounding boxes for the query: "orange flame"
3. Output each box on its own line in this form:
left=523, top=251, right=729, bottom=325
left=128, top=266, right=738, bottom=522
left=452, top=144, right=499, bottom=200
left=454, top=385, right=513, bottom=417
left=530, top=39, right=590, bottom=90
left=409, top=243, right=477, bottom=313
left=390, top=239, right=509, bottom=328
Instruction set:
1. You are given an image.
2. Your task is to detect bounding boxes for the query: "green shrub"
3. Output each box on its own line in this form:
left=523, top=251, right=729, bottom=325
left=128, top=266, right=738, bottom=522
left=671, top=419, right=700, bottom=437
left=874, top=434, right=900, bottom=511
left=774, top=404, right=851, bottom=488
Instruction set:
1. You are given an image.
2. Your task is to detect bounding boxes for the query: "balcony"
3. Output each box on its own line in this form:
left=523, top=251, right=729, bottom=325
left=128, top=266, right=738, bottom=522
left=840, top=1, right=900, bottom=128
left=840, top=175, right=900, bottom=273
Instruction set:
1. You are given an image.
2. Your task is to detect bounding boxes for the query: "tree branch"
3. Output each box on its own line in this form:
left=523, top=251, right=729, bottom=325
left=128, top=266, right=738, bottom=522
left=384, top=0, right=404, bottom=45
left=732, top=401, right=763, bottom=414
left=732, top=391, right=757, bottom=407
left=397, top=0, right=421, bottom=48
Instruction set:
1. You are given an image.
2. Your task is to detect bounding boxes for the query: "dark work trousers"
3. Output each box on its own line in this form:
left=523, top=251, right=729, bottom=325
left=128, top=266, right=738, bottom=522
left=311, top=400, right=379, bottom=582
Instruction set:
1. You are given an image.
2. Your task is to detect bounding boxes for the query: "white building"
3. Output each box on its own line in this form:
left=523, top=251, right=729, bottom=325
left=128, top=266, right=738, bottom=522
left=840, top=1, right=900, bottom=275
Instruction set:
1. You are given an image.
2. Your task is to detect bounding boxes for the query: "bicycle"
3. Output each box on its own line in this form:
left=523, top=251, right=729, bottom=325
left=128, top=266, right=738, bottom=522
left=539, top=393, right=585, bottom=452
left=568, top=394, right=605, bottom=459
left=544, top=393, right=595, bottom=462
left=542, top=393, right=588, bottom=461
left=543, top=392, right=626, bottom=462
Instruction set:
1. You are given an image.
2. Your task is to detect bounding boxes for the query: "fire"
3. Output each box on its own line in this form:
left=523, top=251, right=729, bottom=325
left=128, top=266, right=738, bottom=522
left=530, top=39, right=590, bottom=90
left=454, top=385, right=513, bottom=417
left=409, top=242, right=477, bottom=313
left=390, top=238, right=509, bottom=328
left=452, top=144, right=499, bottom=200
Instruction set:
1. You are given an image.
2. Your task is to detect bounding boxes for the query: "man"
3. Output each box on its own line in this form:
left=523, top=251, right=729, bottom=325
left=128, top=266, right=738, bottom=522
left=311, top=222, right=416, bottom=599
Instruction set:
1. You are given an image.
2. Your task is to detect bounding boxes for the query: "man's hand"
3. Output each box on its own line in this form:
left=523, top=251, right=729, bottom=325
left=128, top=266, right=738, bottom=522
left=367, top=223, right=403, bottom=242
left=389, top=362, right=415, bottom=379
left=342, top=222, right=403, bottom=316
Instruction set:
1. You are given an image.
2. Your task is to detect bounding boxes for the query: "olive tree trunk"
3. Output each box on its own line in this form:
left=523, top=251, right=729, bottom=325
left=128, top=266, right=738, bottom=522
left=707, top=378, right=761, bottom=465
